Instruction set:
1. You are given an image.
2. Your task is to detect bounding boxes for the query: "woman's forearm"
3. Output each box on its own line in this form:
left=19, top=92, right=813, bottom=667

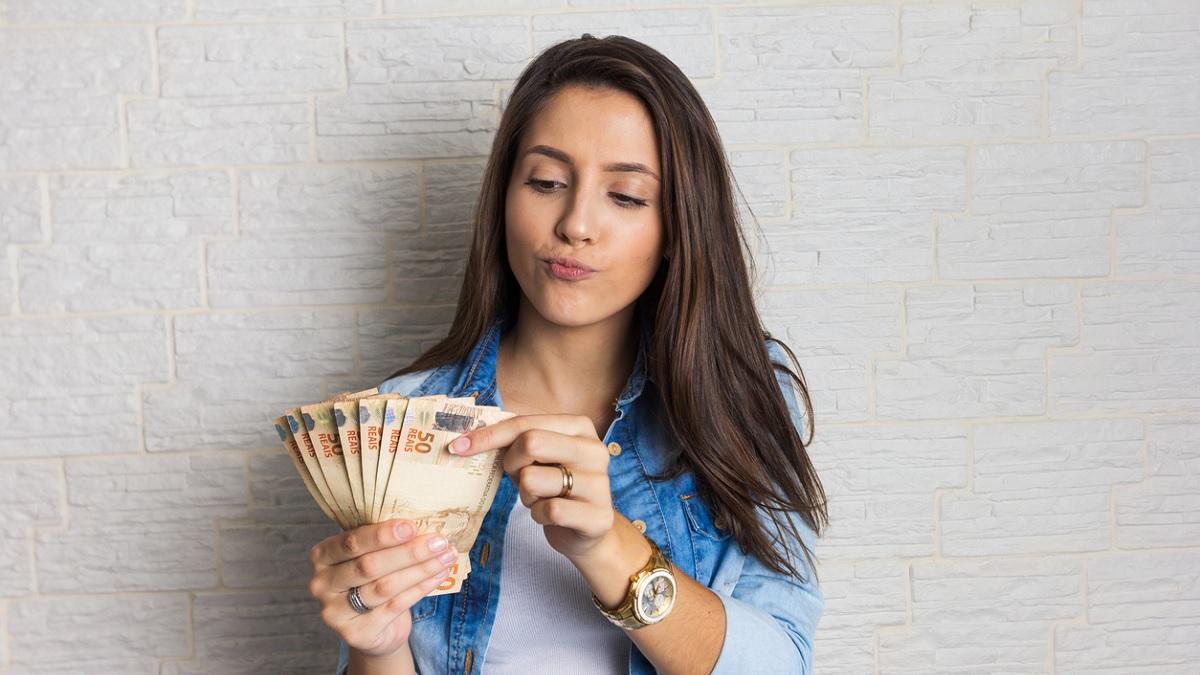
left=347, top=641, right=416, bottom=675
left=571, top=513, right=727, bottom=675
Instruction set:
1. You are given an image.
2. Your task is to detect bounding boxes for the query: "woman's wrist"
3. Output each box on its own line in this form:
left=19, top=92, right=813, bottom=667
left=347, top=641, right=415, bottom=675
left=569, top=511, right=653, bottom=609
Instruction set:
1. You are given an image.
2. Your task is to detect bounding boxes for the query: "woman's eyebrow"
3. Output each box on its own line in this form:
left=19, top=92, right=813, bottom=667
left=523, top=144, right=660, bottom=183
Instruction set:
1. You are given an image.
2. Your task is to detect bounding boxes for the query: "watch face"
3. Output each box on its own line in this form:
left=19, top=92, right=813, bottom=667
left=634, top=570, right=676, bottom=624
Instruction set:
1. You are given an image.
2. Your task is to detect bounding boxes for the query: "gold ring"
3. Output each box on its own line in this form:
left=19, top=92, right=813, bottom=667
left=557, top=464, right=573, bottom=498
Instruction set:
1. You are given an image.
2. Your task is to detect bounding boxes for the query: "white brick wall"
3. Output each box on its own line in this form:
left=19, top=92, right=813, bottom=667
left=0, top=1, right=1197, bottom=673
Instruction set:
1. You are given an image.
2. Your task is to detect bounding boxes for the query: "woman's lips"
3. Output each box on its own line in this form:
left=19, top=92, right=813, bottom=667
left=544, top=257, right=595, bottom=280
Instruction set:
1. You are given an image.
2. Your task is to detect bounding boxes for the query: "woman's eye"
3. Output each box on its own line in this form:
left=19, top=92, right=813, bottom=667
left=523, top=179, right=647, bottom=209
left=525, top=178, right=558, bottom=192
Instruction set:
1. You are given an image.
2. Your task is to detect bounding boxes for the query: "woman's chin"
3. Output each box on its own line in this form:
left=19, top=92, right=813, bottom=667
left=526, top=297, right=616, bottom=329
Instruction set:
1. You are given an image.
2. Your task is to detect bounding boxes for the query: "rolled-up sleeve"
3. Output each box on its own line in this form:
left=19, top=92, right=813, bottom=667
left=709, top=517, right=825, bottom=674
left=708, top=338, right=825, bottom=673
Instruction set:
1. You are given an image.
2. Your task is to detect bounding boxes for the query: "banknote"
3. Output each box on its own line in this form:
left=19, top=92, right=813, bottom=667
left=272, top=390, right=512, bottom=595
left=332, top=399, right=367, bottom=521
left=378, top=398, right=515, bottom=593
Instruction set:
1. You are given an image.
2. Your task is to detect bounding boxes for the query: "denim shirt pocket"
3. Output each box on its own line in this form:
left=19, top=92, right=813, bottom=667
left=680, top=491, right=729, bottom=587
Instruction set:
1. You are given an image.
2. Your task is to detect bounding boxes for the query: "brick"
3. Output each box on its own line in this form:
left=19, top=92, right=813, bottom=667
left=1148, top=138, right=1200, bottom=210
left=145, top=309, right=358, bottom=451
left=425, top=160, right=486, bottom=233
left=758, top=286, right=903, bottom=423
left=160, top=24, right=344, bottom=97
left=701, top=5, right=895, bottom=145
left=63, top=453, right=247, bottom=524
left=0, top=316, right=166, bottom=457
left=0, top=315, right=167, bottom=389
left=1055, top=549, right=1200, bottom=673
left=6, top=594, right=189, bottom=671
left=879, top=557, right=1082, bottom=673
left=940, top=141, right=1145, bottom=279
left=1115, top=210, right=1200, bottom=276
left=810, top=423, right=967, bottom=558
left=0, top=177, right=45, bottom=246
left=195, top=0, right=377, bottom=20
left=1049, top=0, right=1200, bottom=136
left=50, top=171, right=234, bottom=240
left=247, top=452, right=342, bottom=526
left=869, top=2, right=1076, bottom=141
left=0, top=251, right=12, bottom=315
left=382, top=0, right=557, bottom=11
left=161, top=590, right=337, bottom=675
left=1116, top=139, right=1200, bottom=275
left=239, top=164, right=421, bottom=236
left=347, top=16, right=528, bottom=84
left=175, top=309, right=356, bottom=380
left=942, top=418, right=1143, bottom=556
left=0, top=525, right=33, bottom=598
left=19, top=242, right=203, bottom=313
left=0, top=461, right=63, bottom=596
left=4, top=0, right=186, bottom=23
left=0, top=461, right=62, bottom=526
left=358, top=305, right=456, bottom=384
left=392, top=230, right=472, bottom=304
left=1050, top=280, right=1200, bottom=414
left=36, top=454, right=246, bottom=592
left=1116, top=415, right=1200, bottom=548
left=812, top=560, right=907, bottom=673
left=729, top=149, right=788, bottom=229
left=18, top=171, right=232, bottom=313
left=876, top=284, right=1078, bottom=419
left=0, top=176, right=42, bottom=315
left=220, top=522, right=335, bottom=588
left=0, top=27, right=153, bottom=170
left=144, top=375, right=331, bottom=452
left=128, top=95, right=311, bottom=168
left=206, top=234, right=390, bottom=307
left=533, top=10, right=715, bottom=78
left=315, top=81, right=498, bottom=161
left=770, top=146, right=966, bottom=285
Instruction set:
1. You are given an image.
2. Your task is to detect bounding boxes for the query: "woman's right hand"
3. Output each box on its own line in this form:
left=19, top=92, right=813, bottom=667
left=308, top=519, right=459, bottom=658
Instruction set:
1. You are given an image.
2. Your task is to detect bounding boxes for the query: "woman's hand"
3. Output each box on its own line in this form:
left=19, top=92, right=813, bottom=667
left=449, top=414, right=615, bottom=561
left=307, top=519, right=459, bottom=658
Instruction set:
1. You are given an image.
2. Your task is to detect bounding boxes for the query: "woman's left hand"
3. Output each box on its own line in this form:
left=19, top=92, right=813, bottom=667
left=448, top=414, right=614, bottom=561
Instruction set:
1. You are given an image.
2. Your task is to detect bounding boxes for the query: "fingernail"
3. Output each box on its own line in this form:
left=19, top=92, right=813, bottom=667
left=449, top=436, right=470, bottom=454
left=429, top=536, right=448, bottom=552
left=394, top=522, right=413, bottom=539
left=438, top=548, right=457, bottom=564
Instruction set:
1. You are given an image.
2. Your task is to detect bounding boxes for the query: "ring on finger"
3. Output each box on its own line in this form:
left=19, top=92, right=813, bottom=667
left=348, top=585, right=371, bottom=614
left=556, top=464, right=573, bottom=498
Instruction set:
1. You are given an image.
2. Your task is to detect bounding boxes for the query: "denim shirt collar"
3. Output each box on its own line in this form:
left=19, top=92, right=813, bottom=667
left=431, top=311, right=652, bottom=410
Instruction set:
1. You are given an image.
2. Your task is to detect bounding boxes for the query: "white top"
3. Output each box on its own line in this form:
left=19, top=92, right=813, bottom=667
left=480, top=496, right=630, bottom=674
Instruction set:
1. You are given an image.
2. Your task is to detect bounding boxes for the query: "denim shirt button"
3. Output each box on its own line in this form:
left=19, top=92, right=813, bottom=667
left=632, top=519, right=646, bottom=533
left=607, top=441, right=622, bottom=457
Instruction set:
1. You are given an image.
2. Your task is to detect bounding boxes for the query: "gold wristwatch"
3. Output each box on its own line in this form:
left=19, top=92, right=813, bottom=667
left=591, top=538, right=677, bottom=629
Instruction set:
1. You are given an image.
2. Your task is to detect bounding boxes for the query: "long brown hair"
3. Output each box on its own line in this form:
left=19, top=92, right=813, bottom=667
left=387, top=34, right=828, bottom=582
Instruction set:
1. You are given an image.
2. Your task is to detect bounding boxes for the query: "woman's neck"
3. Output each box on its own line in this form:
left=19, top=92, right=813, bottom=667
left=496, top=298, right=639, bottom=425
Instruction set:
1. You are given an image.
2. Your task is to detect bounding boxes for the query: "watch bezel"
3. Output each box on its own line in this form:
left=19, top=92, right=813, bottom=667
left=632, top=567, right=677, bottom=624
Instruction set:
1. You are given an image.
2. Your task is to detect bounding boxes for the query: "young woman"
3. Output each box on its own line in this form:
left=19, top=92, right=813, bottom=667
left=307, top=34, right=828, bottom=675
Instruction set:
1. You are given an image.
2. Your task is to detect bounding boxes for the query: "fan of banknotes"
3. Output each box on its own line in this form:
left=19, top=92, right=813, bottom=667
left=272, top=388, right=515, bottom=596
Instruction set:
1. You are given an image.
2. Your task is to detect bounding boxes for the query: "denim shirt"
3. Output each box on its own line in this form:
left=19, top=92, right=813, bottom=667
left=335, top=317, right=824, bottom=674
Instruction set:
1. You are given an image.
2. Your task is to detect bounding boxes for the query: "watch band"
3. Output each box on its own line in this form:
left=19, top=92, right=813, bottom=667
left=591, top=538, right=676, bottom=629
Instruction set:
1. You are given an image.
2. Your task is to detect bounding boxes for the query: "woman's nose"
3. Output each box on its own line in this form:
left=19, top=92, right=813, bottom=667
left=554, top=190, right=596, bottom=244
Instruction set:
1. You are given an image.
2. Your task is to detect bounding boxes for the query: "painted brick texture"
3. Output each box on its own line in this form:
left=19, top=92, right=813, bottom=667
left=1, top=2, right=1197, bottom=673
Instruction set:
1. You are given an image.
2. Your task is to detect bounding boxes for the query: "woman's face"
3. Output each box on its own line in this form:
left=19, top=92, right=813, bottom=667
left=505, top=84, right=664, bottom=329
